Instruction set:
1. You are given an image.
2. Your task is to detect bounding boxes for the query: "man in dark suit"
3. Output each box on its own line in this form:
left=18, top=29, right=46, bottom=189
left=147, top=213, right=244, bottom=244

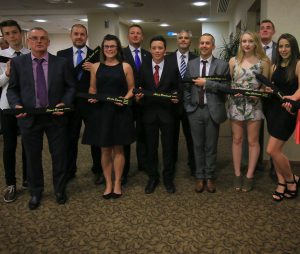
left=57, top=24, right=103, bottom=184
left=136, top=35, right=180, bottom=194
left=7, top=27, right=75, bottom=210
left=184, top=33, right=230, bottom=193
left=166, top=29, right=197, bottom=176
left=122, top=24, right=151, bottom=185
left=259, top=19, right=277, bottom=178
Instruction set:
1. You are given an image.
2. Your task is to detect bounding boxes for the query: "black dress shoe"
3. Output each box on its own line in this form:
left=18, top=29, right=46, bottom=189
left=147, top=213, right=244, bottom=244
left=145, top=179, right=159, bottom=194
left=165, top=182, right=176, bottom=193
left=112, top=193, right=122, bottom=199
left=28, top=194, right=42, bottom=210
left=55, top=192, right=67, bottom=204
left=94, top=174, right=105, bottom=185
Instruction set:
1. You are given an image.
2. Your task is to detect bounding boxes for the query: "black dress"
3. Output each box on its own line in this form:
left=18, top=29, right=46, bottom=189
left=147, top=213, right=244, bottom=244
left=82, top=63, right=135, bottom=147
left=264, top=66, right=298, bottom=141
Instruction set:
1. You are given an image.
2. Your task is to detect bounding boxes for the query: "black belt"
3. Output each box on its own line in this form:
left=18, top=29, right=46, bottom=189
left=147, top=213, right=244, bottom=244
left=76, top=92, right=131, bottom=105
left=133, top=88, right=179, bottom=100
left=218, top=87, right=272, bottom=98
left=3, top=106, right=74, bottom=115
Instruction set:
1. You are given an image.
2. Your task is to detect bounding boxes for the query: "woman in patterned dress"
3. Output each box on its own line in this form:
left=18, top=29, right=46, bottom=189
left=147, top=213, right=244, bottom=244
left=227, top=31, right=270, bottom=191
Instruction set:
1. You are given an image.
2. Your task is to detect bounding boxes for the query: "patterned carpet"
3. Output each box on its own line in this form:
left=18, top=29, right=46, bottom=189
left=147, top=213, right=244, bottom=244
left=1, top=132, right=300, bottom=254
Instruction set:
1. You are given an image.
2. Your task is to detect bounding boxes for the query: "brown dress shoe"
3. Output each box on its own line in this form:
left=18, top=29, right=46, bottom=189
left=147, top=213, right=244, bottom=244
left=206, top=179, right=216, bottom=193
left=195, top=179, right=205, bottom=193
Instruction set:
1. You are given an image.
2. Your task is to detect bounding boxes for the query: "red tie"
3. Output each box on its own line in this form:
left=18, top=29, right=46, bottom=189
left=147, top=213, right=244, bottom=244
left=154, top=65, right=160, bottom=86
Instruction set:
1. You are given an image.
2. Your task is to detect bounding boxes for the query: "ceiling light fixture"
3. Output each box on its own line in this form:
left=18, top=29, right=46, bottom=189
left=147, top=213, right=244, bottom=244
left=193, top=2, right=207, bottom=6
left=34, top=19, right=47, bottom=23
left=79, top=18, right=88, bottom=22
left=160, top=23, right=169, bottom=27
left=197, top=18, right=208, bottom=21
left=104, top=3, right=120, bottom=8
left=131, top=19, right=142, bottom=23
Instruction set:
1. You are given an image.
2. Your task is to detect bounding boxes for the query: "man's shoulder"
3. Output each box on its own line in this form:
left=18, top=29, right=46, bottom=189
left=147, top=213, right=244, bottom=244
left=212, top=56, right=228, bottom=65
left=57, top=47, right=72, bottom=56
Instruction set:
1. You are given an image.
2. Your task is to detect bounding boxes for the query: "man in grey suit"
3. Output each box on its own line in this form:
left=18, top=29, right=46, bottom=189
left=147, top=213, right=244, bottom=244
left=7, top=27, right=75, bottom=210
left=183, top=33, right=229, bottom=193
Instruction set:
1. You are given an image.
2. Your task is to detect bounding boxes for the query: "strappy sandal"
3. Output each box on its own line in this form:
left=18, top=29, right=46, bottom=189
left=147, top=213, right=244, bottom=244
left=284, top=174, right=299, bottom=199
left=233, top=175, right=242, bottom=191
left=272, top=182, right=286, bottom=202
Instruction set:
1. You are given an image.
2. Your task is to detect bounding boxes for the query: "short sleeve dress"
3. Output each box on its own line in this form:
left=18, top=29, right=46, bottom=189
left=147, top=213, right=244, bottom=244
left=264, top=66, right=298, bottom=141
left=82, top=63, right=135, bottom=147
left=227, top=58, right=264, bottom=121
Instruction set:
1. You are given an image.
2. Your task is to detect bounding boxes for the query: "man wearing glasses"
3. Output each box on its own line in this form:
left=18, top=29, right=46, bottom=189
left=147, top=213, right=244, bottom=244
left=7, top=27, right=75, bottom=210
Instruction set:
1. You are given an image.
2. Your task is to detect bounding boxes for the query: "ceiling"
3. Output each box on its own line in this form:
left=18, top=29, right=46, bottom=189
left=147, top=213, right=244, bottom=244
left=0, top=0, right=237, bottom=36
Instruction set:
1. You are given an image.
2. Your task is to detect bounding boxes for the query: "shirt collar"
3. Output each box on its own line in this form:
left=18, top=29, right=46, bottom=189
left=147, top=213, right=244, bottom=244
left=200, top=55, right=213, bottom=64
left=8, top=46, right=28, bottom=56
left=152, top=59, right=164, bottom=69
left=129, top=44, right=141, bottom=53
left=31, top=52, right=49, bottom=62
left=73, top=46, right=87, bottom=55
left=176, top=50, right=188, bottom=58
left=262, top=41, right=273, bottom=48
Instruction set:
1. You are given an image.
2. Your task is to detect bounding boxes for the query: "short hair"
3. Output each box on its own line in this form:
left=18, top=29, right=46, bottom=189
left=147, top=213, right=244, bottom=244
left=101, top=34, right=124, bottom=62
left=200, top=33, right=215, bottom=46
left=71, top=24, right=88, bottom=34
left=177, top=29, right=193, bottom=39
left=150, top=35, right=167, bottom=48
left=260, top=19, right=275, bottom=31
left=0, top=19, right=22, bottom=34
left=128, top=24, right=143, bottom=34
left=28, top=27, right=49, bottom=37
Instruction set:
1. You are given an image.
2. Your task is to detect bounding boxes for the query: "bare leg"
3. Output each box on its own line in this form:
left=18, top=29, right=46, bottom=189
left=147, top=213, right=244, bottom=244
left=113, top=145, right=125, bottom=194
left=101, top=147, right=113, bottom=195
left=231, top=120, right=244, bottom=177
left=246, top=120, right=261, bottom=178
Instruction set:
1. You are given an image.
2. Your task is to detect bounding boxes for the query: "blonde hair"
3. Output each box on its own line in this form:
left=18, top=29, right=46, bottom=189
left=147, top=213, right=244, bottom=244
left=236, top=31, right=268, bottom=64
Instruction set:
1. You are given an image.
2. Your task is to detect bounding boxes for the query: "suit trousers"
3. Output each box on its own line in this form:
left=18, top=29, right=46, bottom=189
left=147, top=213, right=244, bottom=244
left=67, top=108, right=102, bottom=176
left=144, top=116, right=175, bottom=182
left=20, top=115, right=68, bottom=195
left=188, top=105, right=219, bottom=179
left=1, top=111, right=27, bottom=186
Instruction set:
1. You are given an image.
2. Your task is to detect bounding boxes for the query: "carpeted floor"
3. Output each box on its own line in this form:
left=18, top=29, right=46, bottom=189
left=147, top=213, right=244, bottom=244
left=1, top=129, right=300, bottom=253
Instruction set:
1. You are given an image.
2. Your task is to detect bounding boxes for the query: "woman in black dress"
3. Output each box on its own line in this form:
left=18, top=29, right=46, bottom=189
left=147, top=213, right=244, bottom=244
left=83, top=34, right=135, bottom=199
left=265, top=33, right=300, bottom=201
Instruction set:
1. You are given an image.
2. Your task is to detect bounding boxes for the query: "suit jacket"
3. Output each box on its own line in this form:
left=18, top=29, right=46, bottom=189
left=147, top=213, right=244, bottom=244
left=122, top=46, right=151, bottom=86
left=183, top=56, right=230, bottom=124
left=7, top=53, right=75, bottom=128
left=57, top=47, right=97, bottom=93
left=139, top=57, right=180, bottom=123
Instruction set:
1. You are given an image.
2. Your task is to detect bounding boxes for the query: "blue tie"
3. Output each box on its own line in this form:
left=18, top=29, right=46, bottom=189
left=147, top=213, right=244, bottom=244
left=134, top=49, right=141, bottom=71
left=76, top=49, right=83, bottom=80
left=35, top=58, right=48, bottom=107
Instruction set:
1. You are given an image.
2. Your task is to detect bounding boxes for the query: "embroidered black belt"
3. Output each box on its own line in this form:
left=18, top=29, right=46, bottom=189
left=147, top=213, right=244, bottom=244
left=218, top=87, right=272, bottom=98
left=133, top=88, right=179, bottom=100
left=3, top=107, right=74, bottom=115
left=76, top=92, right=131, bottom=105
left=182, top=75, right=230, bottom=84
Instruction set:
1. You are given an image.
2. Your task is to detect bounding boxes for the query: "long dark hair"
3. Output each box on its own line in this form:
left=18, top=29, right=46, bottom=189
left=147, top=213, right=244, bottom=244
left=101, top=34, right=124, bottom=62
left=275, top=33, right=300, bottom=82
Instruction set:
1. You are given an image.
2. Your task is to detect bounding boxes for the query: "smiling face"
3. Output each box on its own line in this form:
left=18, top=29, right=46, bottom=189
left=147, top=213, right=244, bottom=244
left=278, top=38, right=291, bottom=61
left=241, top=33, right=256, bottom=54
left=150, top=40, right=166, bottom=63
left=199, top=35, right=215, bottom=59
left=70, top=25, right=87, bottom=48
left=128, top=26, right=143, bottom=47
left=103, top=39, right=118, bottom=59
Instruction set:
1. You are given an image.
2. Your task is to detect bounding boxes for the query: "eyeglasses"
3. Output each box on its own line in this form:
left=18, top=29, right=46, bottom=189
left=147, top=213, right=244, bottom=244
left=103, top=45, right=117, bottom=49
left=28, top=36, right=48, bottom=42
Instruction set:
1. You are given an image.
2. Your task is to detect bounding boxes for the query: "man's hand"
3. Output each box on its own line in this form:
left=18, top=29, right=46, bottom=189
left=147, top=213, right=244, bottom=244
left=82, top=61, right=93, bottom=72
left=5, top=60, right=11, bottom=77
left=192, top=77, right=206, bottom=87
left=53, top=103, right=65, bottom=116
left=15, top=105, right=27, bottom=118
left=135, top=87, right=144, bottom=102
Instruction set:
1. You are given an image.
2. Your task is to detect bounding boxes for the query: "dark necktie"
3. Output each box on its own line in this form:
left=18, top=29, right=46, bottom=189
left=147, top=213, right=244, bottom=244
left=263, top=45, right=269, bottom=52
left=76, top=49, right=83, bottom=80
left=180, top=54, right=186, bottom=78
left=199, top=60, right=207, bottom=106
left=35, top=58, right=48, bottom=107
left=15, top=51, right=21, bottom=56
left=134, top=49, right=141, bottom=71
left=154, top=65, right=160, bottom=86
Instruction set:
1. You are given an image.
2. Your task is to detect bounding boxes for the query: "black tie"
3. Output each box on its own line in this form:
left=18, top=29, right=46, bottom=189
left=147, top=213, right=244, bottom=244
left=15, top=51, right=21, bottom=56
left=199, top=60, right=207, bottom=106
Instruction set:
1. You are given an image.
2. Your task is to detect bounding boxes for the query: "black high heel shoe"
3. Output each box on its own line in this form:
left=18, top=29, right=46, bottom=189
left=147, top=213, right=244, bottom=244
left=102, top=192, right=113, bottom=199
left=272, top=182, right=286, bottom=202
left=112, top=192, right=122, bottom=199
left=284, top=175, right=299, bottom=199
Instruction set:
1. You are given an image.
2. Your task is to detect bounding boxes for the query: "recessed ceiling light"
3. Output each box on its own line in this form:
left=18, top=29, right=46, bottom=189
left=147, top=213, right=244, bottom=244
left=167, top=32, right=177, bottom=36
left=193, top=2, right=207, bottom=6
left=160, top=23, right=169, bottom=27
left=104, top=3, right=120, bottom=8
left=79, top=18, right=88, bottom=22
left=131, top=19, right=142, bottom=23
left=197, top=18, right=208, bottom=21
left=34, top=19, right=47, bottom=23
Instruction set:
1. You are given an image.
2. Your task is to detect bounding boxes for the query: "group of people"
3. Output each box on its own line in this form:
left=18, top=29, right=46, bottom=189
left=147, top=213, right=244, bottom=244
left=0, top=18, right=299, bottom=210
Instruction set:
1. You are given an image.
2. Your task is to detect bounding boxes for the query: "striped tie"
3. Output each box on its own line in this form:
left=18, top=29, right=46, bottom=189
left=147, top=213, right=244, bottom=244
left=180, top=54, right=186, bottom=78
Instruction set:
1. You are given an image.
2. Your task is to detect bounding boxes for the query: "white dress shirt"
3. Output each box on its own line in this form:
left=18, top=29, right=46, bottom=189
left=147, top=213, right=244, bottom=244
left=72, top=46, right=87, bottom=67
left=199, top=55, right=213, bottom=105
left=129, top=44, right=142, bottom=63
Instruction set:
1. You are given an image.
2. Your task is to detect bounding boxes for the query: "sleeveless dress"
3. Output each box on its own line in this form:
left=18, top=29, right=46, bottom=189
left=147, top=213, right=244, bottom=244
left=227, top=59, right=264, bottom=121
left=82, top=63, right=135, bottom=147
left=264, top=66, right=298, bottom=141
